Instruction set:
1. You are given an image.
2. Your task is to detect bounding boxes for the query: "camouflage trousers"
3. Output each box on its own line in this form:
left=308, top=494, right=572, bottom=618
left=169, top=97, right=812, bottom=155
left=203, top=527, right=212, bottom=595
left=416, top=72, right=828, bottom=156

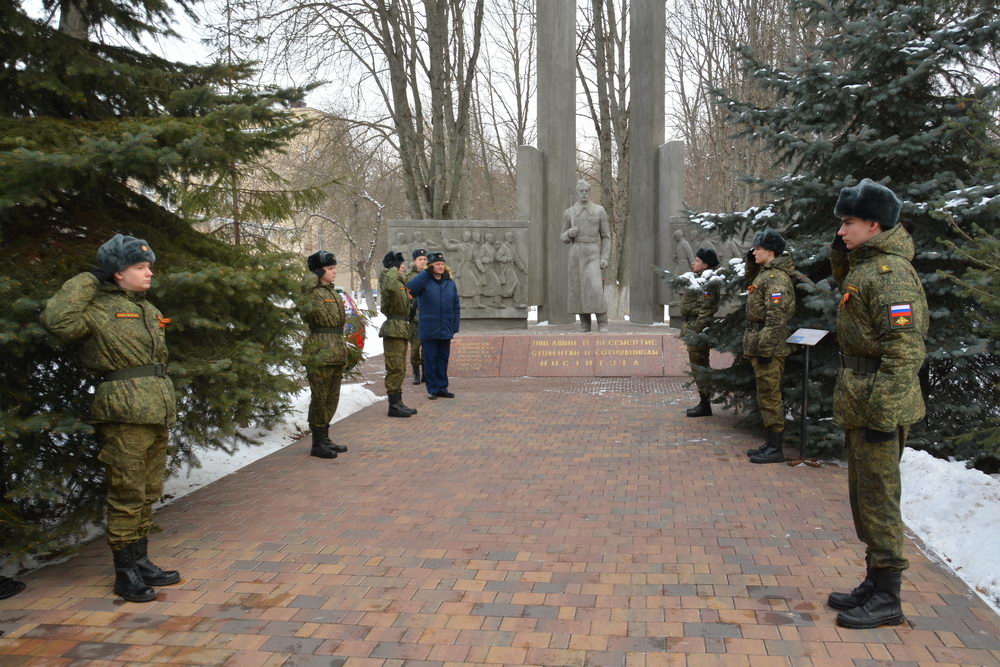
left=686, top=345, right=711, bottom=395
left=846, top=426, right=910, bottom=572
left=384, top=337, right=408, bottom=393
left=750, top=356, right=786, bottom=432
left=409, top=327, right=422, bottom=367
left=307, top=365, right=344, bottom=427
left=97, top=423, right=168, bottom=549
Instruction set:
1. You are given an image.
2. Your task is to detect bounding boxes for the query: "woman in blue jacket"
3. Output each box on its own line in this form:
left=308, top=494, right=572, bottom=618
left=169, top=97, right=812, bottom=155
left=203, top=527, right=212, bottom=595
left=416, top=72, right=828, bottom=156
left=407, top=252, right=460, bottom=399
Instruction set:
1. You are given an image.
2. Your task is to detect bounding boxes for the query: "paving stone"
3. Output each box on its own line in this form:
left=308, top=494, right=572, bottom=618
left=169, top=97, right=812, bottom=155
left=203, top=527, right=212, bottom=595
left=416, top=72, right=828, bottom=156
left=2, top=356, right=998, bottom=666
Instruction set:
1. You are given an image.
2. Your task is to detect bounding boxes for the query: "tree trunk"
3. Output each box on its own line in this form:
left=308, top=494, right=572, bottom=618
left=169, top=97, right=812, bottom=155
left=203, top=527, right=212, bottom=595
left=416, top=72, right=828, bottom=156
left=58, top=0, right=89, bottom=38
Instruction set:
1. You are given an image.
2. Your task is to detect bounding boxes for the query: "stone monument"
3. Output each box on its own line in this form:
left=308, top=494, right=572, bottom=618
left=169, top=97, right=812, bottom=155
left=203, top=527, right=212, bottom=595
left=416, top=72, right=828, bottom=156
left=388, top=220, right=530, bottom=331
left=560, top=179, right=611, bottom=332
left=520, top=0, right=683, bottom=326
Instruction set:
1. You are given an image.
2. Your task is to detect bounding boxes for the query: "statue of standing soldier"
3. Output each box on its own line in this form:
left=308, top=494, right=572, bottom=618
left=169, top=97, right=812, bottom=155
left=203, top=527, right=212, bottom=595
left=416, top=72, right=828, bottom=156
left=561, top=179, right=611, bottom=332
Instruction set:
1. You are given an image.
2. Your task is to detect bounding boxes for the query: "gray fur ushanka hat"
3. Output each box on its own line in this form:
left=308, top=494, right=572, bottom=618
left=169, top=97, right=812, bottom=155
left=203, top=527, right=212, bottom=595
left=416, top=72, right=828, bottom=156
left=834, top=178, right=902, bottom=229
left=751, top=228, right=786, bottom=255
left=97, top=234, right=156, bottom=273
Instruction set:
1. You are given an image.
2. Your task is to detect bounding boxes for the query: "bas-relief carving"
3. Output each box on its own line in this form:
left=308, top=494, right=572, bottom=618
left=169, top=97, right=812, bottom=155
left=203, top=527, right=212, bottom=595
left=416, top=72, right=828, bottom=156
left=389, top=222, right=529, bottom=317
left=670, top=225, right=749, bottom=278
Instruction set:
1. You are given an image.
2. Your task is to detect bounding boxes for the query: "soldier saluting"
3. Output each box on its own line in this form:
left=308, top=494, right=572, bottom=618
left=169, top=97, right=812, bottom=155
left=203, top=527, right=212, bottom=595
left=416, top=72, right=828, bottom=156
left=743, top=229, right=797, bottom=464
left=681, top=248, right=721, bottom=418
left=298, top=251, right=351, bottom=459
left=41, top=234, right=180, bottom=603
left=827, top=179, right=927, bottom=629
left=378, top=250, right=418, bottom=418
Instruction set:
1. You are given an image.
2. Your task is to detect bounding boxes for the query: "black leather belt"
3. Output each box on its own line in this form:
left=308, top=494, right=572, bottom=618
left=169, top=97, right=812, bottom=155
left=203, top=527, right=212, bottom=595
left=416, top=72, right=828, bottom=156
left=310, top=327, right=344, bottom=335
left=104, top=363, right=168, bottom=382
left=387, top=315, right=409, bottom=321
left=840, top=353, right=881, bottom=374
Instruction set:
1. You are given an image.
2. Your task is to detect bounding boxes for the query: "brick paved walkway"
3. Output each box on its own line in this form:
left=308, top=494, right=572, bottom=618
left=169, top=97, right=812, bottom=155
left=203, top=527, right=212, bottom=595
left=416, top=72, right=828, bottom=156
left=2, top=362, right=999, bottom=665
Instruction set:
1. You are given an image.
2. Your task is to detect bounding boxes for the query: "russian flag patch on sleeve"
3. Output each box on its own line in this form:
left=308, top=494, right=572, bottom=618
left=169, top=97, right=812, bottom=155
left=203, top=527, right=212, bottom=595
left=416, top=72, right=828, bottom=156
left=888, top=303, right=914, bottom=329
left=770, top=292, right=782, bottom=303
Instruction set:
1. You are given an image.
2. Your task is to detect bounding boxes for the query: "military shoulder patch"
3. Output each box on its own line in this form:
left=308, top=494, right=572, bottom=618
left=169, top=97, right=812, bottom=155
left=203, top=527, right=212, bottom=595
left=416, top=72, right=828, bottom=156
left=115, top=312, right=140, bottom=319
left=770, top=292, right=783, bottom=303
left=887, top=303, right=914, bottom=329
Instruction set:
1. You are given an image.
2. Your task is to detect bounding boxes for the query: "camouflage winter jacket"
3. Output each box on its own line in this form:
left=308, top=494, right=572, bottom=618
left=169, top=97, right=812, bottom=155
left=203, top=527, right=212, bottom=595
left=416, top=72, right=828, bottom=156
left=404, top=268, right=422, bottom=339
left=41, top=273, right=176, bottom=426
left=742, top=254, right=797, bottom=358
left=298, top=276, right=348, bottom=368
left=378, top=267, right=411, bottom=339
left=831, top=224, right=928, bottom=431
left=680, top=276, right=720, bottom=348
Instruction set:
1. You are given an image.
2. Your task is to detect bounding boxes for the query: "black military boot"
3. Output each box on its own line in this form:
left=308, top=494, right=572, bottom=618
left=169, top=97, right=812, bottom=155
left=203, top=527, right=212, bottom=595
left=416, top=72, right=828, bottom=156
left=134, top=536, right=180, bottom=586
left=749, top=431, right=785, bottom=464
left=310, top=427, right=337, bottom=458
left=0, top=576, right=25, bottom=600
left=836, top=569, right=904, bottom=629
left=387, top=393, right=413, bottom=418
left=411, top=363, right=422, bottom=385
left=828, top=570, right=874, bottom=610
left=112, top=542, right=156, bottom=602
left=746, top=438, right=767, bottom=456
left=397, top=393, right=417, bottom=416
left=320, top=425, right=347, bottom=453
left=686, top=394, right=712, bottom=418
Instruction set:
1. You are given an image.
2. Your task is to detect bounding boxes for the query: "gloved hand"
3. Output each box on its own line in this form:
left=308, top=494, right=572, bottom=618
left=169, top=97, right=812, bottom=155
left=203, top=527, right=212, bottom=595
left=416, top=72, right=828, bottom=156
left=757, top=356, right=772, bottom=365
left=90, top=266, right=116, bottom=283
left=831, top=234, right=848, bottom=253
left=865, top=428, right=896, bottom=443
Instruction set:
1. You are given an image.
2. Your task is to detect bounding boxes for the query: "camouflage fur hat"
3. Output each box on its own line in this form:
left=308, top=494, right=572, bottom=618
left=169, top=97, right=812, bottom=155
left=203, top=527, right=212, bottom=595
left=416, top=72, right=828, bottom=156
left=834, top=178, right=902, bottom=229
left=97, top=234, right=156, bottom=273
left=751, top=228, right=786, bottom=255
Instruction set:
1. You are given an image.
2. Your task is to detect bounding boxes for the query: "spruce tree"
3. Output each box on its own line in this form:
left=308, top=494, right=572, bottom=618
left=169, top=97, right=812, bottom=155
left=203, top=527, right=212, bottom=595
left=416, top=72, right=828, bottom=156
left=699, top=0, right=1000, bottom=463
left=0, top=0, right=321, bottom=565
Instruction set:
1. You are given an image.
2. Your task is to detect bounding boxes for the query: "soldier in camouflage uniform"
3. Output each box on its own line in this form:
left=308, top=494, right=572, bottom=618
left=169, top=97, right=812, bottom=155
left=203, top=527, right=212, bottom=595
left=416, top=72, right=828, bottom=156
left=681, top=248, right=721, bottom=418
left=298, top=251, right=350, bottom=460
left=379, top=251, right=418, bottom=418
left=41, top=234, right=180, bottom=603
left=406, top=249, right=427, bottom=384
left=743, top=228, right=797, bottom=464
left=827, top=179, right=927, bottom=630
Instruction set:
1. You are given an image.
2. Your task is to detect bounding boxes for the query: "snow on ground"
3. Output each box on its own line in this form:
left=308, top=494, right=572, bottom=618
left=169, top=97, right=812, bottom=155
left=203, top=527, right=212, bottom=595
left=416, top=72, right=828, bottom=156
left=160, top=312, right=387, bottom=504
left=901, top=448, right=1000, bottom=614
left=161, top=384, right=383, bottom=503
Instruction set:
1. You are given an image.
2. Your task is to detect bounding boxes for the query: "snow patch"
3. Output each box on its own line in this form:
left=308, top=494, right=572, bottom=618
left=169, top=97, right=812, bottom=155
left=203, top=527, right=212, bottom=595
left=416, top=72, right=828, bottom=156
left=161, top=385, right=383, bottom=503
left=901, top=448, right=1000, bottom=613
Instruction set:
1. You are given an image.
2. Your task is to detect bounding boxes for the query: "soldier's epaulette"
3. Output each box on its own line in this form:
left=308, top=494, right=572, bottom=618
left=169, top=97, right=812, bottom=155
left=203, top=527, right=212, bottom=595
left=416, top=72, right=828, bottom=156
left=879, top=264, right=893, bottom=273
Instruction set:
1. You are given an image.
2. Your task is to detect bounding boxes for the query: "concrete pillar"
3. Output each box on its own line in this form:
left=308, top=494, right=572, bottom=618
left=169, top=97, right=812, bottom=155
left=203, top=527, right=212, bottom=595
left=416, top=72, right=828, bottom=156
left=518, top=145, right=545, bottom=305
left=537, top=0, right=576, bottom=324
left=628, top=0, right=666, bottom=323
left=657, top=141, right=686, bottom=306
